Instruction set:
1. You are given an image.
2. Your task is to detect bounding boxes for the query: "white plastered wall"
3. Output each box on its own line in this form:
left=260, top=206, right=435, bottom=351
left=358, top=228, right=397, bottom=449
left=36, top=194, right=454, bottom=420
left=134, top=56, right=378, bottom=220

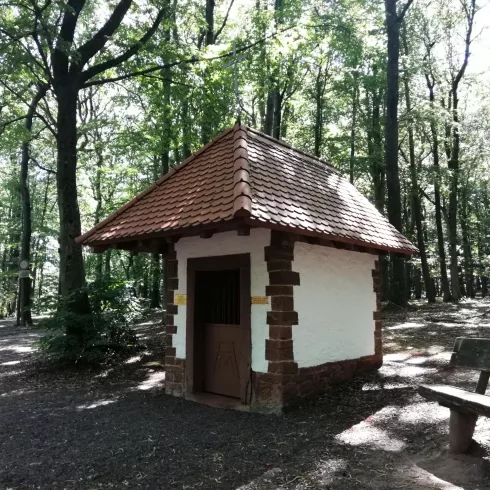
left=173, top=228, right=270, bottom=373
left=293, top=242, right=377, bottom=368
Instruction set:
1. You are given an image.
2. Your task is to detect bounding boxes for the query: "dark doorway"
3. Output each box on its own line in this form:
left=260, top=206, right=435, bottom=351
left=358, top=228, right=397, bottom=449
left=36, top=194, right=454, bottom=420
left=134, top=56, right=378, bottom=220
left=186, top=254, right=251, bottom=402
left=196, top=269, right=241, bottom=397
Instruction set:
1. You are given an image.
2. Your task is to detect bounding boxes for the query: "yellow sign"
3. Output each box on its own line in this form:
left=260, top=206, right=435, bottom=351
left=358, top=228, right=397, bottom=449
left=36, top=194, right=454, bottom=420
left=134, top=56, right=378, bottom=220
left=251, top=296, right=269, bottom=305
left=174, top=294, right=187, bottom=306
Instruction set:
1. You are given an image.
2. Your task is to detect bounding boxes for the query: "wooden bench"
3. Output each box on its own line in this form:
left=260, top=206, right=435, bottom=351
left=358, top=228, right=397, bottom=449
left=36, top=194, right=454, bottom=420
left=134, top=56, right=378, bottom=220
left=419, top=337, right=490, bottom=453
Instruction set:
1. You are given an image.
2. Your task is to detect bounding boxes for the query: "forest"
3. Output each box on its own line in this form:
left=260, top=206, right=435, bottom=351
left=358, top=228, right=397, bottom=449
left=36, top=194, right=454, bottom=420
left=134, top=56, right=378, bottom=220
left=0, top=0, right=489, bottom=332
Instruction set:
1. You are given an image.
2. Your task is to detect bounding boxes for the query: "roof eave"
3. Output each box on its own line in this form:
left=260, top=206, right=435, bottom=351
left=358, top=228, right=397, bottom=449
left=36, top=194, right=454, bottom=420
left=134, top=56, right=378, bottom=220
left=244, top=218, right=418, bottom=256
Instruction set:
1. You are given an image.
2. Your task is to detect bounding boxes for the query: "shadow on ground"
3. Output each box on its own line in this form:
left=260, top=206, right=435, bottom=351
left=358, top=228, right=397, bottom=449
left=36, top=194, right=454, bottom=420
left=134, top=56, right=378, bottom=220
left=1, top=299, right=489, bottom=489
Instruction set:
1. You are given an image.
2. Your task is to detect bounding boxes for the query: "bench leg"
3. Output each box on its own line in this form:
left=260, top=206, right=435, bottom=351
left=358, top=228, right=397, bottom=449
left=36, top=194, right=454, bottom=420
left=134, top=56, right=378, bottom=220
left=448, top=410, right=477, bottom=453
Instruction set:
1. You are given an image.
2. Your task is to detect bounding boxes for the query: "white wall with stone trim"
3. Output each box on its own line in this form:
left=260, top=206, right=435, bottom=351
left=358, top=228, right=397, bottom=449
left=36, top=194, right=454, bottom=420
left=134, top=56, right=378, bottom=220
left=173, top=228, right=270, bottom=373
left=293, top=242, right=377, bottom=368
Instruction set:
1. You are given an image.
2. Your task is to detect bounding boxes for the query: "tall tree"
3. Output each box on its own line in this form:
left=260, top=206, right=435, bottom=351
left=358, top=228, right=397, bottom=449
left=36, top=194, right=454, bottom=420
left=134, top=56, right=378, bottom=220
left=445, top=0, right=477, bottom=300
left=384, top=0, right=413, bottom=305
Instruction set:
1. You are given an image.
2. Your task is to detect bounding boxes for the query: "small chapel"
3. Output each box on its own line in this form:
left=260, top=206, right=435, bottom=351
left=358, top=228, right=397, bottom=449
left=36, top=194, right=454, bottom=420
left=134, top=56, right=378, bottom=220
left=77, top=124, right=417, bottom=412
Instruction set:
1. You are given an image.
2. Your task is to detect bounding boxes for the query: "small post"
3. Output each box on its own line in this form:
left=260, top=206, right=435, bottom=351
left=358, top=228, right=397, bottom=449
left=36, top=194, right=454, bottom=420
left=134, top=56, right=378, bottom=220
left=448, top=410, right=477, bottom=453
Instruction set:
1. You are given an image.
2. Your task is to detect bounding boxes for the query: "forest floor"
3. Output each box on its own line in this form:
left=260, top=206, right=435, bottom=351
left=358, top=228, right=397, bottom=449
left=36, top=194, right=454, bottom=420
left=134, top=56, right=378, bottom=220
left=1, top=300, right=490, bottom=490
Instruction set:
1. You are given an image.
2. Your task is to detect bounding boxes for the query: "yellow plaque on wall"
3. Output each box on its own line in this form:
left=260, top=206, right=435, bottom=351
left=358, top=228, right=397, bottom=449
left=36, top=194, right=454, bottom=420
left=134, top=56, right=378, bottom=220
left=174, top=294, right=187, bottom=306
left=251, top=296, right=269, bottom=305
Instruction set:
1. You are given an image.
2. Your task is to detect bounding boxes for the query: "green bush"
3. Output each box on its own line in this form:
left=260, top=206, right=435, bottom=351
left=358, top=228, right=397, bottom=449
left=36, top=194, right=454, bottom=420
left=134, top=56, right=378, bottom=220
left=39, top=279, right=149, bottom=364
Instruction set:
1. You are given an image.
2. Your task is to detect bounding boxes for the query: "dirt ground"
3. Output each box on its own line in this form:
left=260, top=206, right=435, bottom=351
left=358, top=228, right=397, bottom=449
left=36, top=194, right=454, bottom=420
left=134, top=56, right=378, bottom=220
left=1, top=300, right=490, bottom=490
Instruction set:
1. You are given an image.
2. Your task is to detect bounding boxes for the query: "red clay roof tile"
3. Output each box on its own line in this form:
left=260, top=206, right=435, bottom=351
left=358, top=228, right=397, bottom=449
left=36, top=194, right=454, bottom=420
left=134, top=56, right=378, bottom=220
left=77, top=124, right=417, bottom=254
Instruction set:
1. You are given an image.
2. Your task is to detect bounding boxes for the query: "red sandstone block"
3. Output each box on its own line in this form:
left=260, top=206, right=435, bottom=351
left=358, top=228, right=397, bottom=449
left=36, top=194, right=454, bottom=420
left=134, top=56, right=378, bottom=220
left=166, top=259, right=178, bottom=277
left=269, top=270, right=300, bottom=286
left=265, top=347, right=294, bottom=362
left=269, top=325, right=292, bottom=340
left=165, top=347, right=176, bottom=356
left=166, top=290, right=175, bottom=304
left=167, top=278, right=179, bottom=290
left=166, top=250, right=177, bottom=260
left=165, top=334, right=173, bottom=346
left=267, top=311, right=298, bottom=325
left=166, top=324, right=177, bottom=334
left=267, top=260, right=292, bottom=272
left=282, top=383, right=300, bottom=401
left=264, top=245, right=294, bottom=262
left=299, top=380, right=315, bottom=395
left=266, top=285, right=293, bottom=297
left=167, top=304, right=178, bottom=314
left=165, top=382, right=182, bottom=393
left=375, top=320, right=382, bottom=330
left=271, top=296, right=294, bottom=311
left=373, top=311, right=382, bottom=320
left=175, top=358, right=185, bottom=367
left=266, top=339, right=293, bottom=351
left=165, top=355, right=176, bottom=366
left=268, top=361, right=298, bottom=374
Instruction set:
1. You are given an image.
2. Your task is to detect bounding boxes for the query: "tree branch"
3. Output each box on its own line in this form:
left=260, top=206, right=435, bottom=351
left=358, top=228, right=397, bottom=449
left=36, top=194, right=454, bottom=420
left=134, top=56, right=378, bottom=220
left=214, top=0, right=235, bottom=43
left=31, top=157, right=57, bottom=174
left=70, top=0, right=132, bottom=73
left=82, top=24, right=297, bottom=89
left=52, top=0, right=86, bottom=77
left=397, top=0, right=414, bottom=22
left=81, top=6, right=166, bottom=83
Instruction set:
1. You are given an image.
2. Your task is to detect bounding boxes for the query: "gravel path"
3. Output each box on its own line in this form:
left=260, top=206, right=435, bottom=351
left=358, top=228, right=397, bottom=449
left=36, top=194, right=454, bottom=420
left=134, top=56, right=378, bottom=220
left=1, top=300, right=490, bottom=489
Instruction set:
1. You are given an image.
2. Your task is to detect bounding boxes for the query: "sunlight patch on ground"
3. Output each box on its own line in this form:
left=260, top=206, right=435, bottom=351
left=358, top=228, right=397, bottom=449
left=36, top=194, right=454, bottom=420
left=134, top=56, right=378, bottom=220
left=0, top=370, right=24, bottom=378
left=387, top=322, right=425, bottom=331
left=0, top=360, right=22, bottom=366
left=398, top=402, right=448, bottom=424
left=0, top=345, right=35, bottom=353
left=380, top=364, right=438, bottom=378
left=362, top=382, right=410, bottom=391
left=136, top=371, right=166, bottom=390
left=0, top=388, right=32, bottom=397
left=77, top=399, right=117, bottom=410
left=336, top=423, right=406, bottom=452
left=384, top=353, right=412, bottom=362
left=125, top=356, right=142, bottom=364
left=307, top=458, right=348, bottom=486
left=94, top=368, right=117, bottom=378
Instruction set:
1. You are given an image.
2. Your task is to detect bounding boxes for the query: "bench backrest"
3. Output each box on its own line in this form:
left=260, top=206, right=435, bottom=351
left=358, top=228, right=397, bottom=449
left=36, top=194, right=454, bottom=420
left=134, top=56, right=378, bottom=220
left=450, top=337, right=490, bottom=372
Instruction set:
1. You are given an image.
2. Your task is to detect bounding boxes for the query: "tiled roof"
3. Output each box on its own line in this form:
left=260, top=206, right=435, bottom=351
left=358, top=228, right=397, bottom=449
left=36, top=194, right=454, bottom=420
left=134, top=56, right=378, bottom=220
left=77, top=124, right=417, bottom=255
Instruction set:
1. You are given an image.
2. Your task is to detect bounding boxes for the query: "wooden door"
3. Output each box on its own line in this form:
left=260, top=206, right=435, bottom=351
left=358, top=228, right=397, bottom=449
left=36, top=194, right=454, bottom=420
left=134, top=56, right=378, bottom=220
left=196, top=269, right=244, bottom=398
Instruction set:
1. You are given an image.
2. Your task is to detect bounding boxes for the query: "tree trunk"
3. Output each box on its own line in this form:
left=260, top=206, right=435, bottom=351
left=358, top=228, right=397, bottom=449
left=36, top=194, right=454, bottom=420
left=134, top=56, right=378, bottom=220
left=19, top=86, right=46, bottom=325
left=384, top=0, right=406, bottom=305
left=425, top=73, right=451, bottom=301
left=314, top=66, right=327, bottom=157
left=56, top=85, right=91, bottom=323
left=150, top=254, right=161, bottom=308
left=460, top=185, right=474, bottom=297
left=402, top=27, right=434, bottom=302
left=447, top=90, right=461, bottom=300
left=349, top=74, right=358, bottom=184
left=272, top=90, right=282, bottom=140
left=264, top=88, right=274, bottom=136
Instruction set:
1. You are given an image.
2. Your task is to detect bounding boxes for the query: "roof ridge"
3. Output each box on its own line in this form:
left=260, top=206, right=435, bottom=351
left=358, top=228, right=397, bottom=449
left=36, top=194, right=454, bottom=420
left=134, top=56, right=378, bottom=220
left=244, top=125, right=340, bottom=175
left=76, top=126, right=235, bottom=245
left=232, top=123, right=252, bottom=217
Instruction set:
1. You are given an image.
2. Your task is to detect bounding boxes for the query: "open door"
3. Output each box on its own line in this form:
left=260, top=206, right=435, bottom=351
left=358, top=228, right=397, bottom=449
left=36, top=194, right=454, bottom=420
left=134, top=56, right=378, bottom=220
left=186, top=254, right=251, bottom=402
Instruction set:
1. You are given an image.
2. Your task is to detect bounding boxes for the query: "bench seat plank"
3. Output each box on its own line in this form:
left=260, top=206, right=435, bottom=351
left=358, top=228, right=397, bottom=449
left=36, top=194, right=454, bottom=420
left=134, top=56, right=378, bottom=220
left=419, top=384, right=490, bottom=417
